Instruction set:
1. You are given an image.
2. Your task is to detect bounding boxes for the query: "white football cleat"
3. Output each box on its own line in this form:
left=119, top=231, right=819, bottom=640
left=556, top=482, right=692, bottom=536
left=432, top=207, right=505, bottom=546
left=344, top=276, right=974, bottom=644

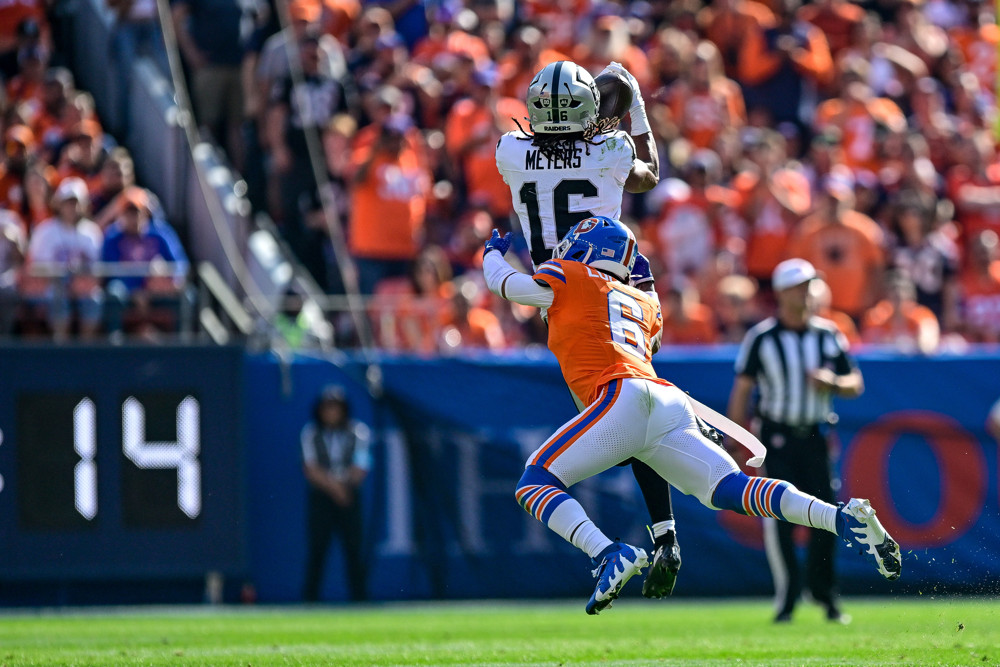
left=841, top=498, right=901, bottom=581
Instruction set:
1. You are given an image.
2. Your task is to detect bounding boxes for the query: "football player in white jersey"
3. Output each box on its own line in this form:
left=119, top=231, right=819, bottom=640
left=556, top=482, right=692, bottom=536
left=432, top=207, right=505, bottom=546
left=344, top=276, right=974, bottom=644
left=495, top=60, right=681, bottom=597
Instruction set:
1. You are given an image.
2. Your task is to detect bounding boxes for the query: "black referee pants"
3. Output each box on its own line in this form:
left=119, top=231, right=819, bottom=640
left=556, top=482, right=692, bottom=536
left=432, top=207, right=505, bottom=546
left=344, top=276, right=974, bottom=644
left=759, top=420, right=838, bottom=615
left=303, top=489, right=367, bottom=602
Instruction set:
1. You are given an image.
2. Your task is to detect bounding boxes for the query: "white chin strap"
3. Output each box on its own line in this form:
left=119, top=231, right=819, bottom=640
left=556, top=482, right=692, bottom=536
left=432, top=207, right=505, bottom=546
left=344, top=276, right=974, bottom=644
left=686, top=396, right=766, bottom=467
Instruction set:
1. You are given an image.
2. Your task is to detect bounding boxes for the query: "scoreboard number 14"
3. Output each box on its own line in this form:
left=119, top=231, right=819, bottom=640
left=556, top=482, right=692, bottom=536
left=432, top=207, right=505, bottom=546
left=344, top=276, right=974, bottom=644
left=16, top=394, right=202, bottom=528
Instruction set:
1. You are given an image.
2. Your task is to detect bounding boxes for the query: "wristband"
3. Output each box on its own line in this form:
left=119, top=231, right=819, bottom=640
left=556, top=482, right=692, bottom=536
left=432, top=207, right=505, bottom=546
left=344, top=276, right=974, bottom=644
left=630, top=103, right=652, bottom=136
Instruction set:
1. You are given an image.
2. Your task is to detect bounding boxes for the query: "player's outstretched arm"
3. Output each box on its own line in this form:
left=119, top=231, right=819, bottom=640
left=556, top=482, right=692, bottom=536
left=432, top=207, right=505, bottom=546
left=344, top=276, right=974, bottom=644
left=601, top=62, right=659, bottom=194
left=482, top=230, right=554, bottom=309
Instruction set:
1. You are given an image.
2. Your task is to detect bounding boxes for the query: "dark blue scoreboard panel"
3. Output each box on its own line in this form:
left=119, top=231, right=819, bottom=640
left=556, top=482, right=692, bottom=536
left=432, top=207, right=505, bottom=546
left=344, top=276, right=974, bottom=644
left=0, top=346, right=246, bottom=579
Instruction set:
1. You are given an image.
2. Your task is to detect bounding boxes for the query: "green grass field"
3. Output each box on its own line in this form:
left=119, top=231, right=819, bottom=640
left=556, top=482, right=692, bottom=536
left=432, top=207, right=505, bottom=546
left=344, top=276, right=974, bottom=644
left=1, top=597, right=997, bottom=666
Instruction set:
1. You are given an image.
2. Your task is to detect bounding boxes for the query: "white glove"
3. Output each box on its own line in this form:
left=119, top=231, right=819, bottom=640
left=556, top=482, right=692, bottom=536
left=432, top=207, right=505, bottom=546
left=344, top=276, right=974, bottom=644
left=601, top=61, right=651, bottom=135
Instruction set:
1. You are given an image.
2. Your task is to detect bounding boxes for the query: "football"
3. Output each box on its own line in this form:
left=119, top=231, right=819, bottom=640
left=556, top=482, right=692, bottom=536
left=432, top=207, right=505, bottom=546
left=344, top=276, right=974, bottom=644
left=595, top=70, right=632, bottom=124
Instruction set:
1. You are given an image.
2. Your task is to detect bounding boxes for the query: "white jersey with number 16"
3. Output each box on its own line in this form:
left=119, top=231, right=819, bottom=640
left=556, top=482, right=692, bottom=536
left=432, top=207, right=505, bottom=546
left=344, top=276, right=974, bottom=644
left=495, top=129, right=637, bottom=269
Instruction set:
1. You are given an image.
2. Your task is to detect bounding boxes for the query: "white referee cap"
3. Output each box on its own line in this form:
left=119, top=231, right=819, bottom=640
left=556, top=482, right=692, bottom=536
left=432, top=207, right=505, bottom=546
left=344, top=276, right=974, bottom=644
left=772, top=258, right=817, bottom=291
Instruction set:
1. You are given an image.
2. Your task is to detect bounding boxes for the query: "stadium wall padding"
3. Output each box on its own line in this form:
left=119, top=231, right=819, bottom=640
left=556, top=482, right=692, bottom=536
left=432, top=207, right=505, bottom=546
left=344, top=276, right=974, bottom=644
left=1, top=346, right=996, bottom=603
left=243, top=349, right=1000, bottom=603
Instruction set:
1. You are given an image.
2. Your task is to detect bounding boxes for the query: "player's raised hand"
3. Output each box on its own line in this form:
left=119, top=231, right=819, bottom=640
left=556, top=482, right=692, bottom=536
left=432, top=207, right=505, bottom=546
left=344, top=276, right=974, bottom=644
left=601, top=62, right=650, bottom=135
left=601, top=61, right=644, bottom=111
left=484, top=229, right=512, bottom=257
left=631, top=252, right=654, bottom=290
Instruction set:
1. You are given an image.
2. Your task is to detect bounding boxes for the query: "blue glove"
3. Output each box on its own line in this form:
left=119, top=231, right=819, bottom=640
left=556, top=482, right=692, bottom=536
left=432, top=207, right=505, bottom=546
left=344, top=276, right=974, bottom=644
left=484, top=229, right=512, bottom=257
left=631, top=253, right=654, bottom=287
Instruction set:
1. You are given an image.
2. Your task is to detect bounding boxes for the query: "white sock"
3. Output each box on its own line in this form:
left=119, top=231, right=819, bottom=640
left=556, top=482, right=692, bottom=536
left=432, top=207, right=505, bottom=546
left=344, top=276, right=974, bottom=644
left=651, top=520, right=676, bottom=539
left=547, top=499, right=614, bottom=558
left=779, top=488, right=838, bottom=534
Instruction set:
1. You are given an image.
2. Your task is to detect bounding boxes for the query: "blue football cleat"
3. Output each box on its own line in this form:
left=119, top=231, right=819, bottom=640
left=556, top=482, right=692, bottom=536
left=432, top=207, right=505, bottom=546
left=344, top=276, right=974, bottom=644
left=586, top=542, right=648, bottom=615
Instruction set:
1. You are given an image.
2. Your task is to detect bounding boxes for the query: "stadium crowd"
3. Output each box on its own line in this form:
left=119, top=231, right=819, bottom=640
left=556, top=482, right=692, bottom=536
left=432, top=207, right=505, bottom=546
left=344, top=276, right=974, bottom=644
left=0, top=0, right=190, bottom=341
left=2, top=0, right=999, bottom=353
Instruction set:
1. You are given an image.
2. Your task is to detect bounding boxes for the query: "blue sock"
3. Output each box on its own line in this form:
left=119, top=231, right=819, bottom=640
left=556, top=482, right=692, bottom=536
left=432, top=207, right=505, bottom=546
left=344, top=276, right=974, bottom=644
left=515, top=464, right=614, bottom=559
left=712, top=472, right=788, bottom=521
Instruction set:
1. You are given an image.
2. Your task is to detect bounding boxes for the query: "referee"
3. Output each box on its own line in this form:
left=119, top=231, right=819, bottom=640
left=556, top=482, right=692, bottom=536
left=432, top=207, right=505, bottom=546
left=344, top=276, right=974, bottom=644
left=726, top=258, right=864, bottom=624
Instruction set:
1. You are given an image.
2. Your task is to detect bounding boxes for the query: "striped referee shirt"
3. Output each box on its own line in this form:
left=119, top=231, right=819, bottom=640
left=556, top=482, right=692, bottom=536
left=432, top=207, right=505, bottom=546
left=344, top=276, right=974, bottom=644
left=734, top=316, right=856, bottom=427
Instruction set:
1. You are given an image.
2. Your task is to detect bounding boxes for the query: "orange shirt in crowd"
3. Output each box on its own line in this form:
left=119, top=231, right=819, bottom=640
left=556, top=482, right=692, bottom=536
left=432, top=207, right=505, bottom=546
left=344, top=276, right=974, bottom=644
left=660, top=302, right=719, bottom=345
left=571, top=43, right=654, bottom=92
left=787, top=210, right=885, bottom=317
left=0, top=0, right=46, bottom=51
left=735, top=168, right=810, bottom=282
left=798, top=0, right=864, bottom=56
left=861, top=300, right=939, bottom=346
left=444, top=96, right=525, bottom=219
left=348, top=130, right=431, bottom=261
left=959, top=261, right=1000, bottom=342
left=667, top=79, right=746, bottom=148
left=819, top=307, right=861, bottom=347
left=320, top=0, right=360, bottom=45
left=442, top=305, right=507, bottom=350
left=814, top=96, right=905, bottom=173
left=951, top=23, right=999, bottom=96
left=697, top=0, right=775, bottom=78
left=737, top=20, right=834, bottom=88
left=947, top=162, right=1000, bottom=243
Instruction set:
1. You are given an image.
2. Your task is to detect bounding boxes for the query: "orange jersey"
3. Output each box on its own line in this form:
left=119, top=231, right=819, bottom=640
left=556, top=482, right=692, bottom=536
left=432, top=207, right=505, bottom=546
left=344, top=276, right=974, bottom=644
left=533, top=259, right=669, bottom=405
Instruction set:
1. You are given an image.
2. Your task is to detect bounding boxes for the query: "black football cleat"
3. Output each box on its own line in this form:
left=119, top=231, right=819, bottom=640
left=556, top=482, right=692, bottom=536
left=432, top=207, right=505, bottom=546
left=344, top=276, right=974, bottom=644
left=642, top=529, right=681, bottom=598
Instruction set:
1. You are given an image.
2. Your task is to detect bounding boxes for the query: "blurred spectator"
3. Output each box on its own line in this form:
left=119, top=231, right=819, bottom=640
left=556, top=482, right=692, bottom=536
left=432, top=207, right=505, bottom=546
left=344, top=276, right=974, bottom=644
left=810, top=277, right=861, bottom=346
left=814, top=57, right=906, bottom=175
left=254, top=0, right=348, bottom=127
left=23, top=177, right=103, bottom=341
left=20, top=163, right=52, bottom=230
left=861, top=270, right=941, bottom=354
left=838, top=14, right=927, bottom=100
left=893, top=0, right=949, bottom=68
left=5, top=41, right=48, bottom=116
left=300, top=384, right=371, bottom=602
left=32, top=67, right=75, bottom=162
left=496, top=25, right=566, bottom=101
left=663, top=41, right=746, bottom=149
left=370, top=244, right=451, bottom=353
left=659, top=281, right=719, bottom=345
left=947, top=130, right=1000, bottom=244
left=888, top=190, right=960, bottom=330
left=0, top=5, right=48, bottom=81
left=266, top=27, right=350, bottom=266
left=697, top=0, right=774, bottom=80
left=733, top=130, right=811, bottom=289
left=958, top=230, right=1000, bottom=343
left=439, top=277, right=506, bottom=352
left=787, top=168, right=886, bottom=320
left=737, top=0, right=833, bottom=132
left=171, top=0, right=246, bottom=169
left=797, top=0, right=863, bottom=57
left=348, top=112, right=431, bottom=294
left=572, top=14, right=652, bottom=90
left=646, top=149, right=742, bottom=284
left=101, top=187, right=189, bottom=338
left=0, top=125, right=35, bottom=215
left=0, top=208, right=25, bottom=334
left=715, top=273, right=759, bottom=343
left=55, top=119, right=106, bottom=194
left=443, top=64, right=522, bottom=222
left=106, top=0, right=168, bottom=135
left=91, top=147, right=137, bottom=227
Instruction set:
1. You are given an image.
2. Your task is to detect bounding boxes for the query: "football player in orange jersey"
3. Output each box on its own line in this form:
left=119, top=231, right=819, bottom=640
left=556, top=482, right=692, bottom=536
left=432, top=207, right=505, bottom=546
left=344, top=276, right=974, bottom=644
left=482, top=216, right=901, bottom=614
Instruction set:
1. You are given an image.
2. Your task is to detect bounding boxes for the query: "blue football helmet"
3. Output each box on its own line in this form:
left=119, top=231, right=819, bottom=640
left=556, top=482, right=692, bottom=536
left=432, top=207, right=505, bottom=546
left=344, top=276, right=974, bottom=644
left=553, top=216, right=638, bottom=281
